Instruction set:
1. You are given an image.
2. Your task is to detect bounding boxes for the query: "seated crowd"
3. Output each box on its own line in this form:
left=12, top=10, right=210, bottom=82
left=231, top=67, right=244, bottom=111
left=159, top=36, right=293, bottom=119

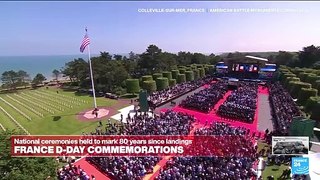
left=268, top=82, right=301, bottom=134
left=86, top=110, right=196, bottom=180
left=179, top=81, right=228, bottom=113
left=217, top=82, right=258, bottom=123
left=148, top=76, right=215, bottom=107
left=156, top=122, right=258, bottom=180
left=57, top=164, right=95, bottom=180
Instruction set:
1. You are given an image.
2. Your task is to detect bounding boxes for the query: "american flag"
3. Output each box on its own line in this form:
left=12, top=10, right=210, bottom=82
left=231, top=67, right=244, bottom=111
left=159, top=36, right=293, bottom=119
left=80, top=28, right=90, bottom=53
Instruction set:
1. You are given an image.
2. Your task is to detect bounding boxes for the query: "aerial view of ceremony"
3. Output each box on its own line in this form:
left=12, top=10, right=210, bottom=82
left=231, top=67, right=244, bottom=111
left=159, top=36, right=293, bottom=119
left=1, top=1, right=320, bottom=180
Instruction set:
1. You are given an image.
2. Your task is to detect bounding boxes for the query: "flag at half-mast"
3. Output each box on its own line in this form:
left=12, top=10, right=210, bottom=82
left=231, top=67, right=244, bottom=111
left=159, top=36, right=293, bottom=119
left=80, top=28, right=90, bottom=53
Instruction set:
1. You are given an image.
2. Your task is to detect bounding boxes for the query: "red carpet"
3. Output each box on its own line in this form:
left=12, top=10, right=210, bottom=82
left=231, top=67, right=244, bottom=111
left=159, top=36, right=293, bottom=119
left=79, top=86, right=268, bottom=180
left=173, top=89, right=259, bottom=133
left=258, top=86, right=269, bottom=95
left=74, top=157, right=110, bottom=180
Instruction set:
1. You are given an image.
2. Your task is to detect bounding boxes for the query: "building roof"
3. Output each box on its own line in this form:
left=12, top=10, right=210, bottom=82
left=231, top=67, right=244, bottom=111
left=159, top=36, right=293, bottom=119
left=245, top=55, right=268, bottom=62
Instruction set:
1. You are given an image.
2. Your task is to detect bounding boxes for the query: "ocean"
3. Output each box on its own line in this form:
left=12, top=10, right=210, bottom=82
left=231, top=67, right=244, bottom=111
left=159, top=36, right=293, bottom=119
left=0, top=55, right=95, bottom=81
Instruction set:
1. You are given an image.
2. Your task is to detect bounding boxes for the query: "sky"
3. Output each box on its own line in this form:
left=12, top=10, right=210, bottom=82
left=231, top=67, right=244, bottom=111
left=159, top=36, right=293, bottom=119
left=1, top=1, right=320, bottom=56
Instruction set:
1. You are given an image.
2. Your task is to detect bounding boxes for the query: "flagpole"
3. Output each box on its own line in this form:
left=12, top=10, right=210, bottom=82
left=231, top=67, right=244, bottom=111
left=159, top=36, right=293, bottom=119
left=87, top=42, right=97, bottom=109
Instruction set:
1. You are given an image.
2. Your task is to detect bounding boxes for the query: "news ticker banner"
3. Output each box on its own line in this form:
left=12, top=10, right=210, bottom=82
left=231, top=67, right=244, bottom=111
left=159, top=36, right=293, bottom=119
left=11, top=135, right=254, bottom=157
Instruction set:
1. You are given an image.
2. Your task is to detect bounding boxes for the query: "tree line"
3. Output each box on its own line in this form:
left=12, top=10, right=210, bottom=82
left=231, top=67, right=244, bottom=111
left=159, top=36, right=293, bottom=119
left=61, top=44, right=222, bottom=95
left=2, top=44, right=320, bottom=92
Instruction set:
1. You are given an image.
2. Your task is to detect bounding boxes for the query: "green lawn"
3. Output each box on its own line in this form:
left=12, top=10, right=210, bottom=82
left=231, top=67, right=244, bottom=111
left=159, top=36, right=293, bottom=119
left=258, top=141, right=290, bottom=179
left=263, top=164, right=290, bottom=179
left=0, top=87, right=119, bottom=135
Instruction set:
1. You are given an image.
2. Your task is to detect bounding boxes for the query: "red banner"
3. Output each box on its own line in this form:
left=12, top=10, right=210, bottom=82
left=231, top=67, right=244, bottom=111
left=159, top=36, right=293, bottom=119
left=11, top=135, right=255, bottom=157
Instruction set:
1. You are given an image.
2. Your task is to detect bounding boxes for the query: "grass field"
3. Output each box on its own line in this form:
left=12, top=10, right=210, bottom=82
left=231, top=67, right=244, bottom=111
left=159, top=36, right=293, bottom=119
left=0, top=87, right=120, bottom=135
left=258, top=141, right=291, bottom=179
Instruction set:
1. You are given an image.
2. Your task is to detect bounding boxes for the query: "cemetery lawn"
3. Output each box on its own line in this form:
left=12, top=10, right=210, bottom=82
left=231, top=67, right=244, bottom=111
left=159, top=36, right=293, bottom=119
left=0, top=87, right=117, bottom=135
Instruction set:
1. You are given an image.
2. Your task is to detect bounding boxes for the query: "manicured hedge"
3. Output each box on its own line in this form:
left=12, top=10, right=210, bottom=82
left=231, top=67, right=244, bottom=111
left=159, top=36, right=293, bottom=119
left=156, top=77, right=169, bottom=91
left=289, top=82, right=312, bottom=98
left=142, top=75, right=153, bottom=82
left=185, top=71, right=194, bottom=81
left=299, top=72, right=313, bottom=82
left=310, top=102, right=320, bottom=123
left=305, top=96, right=320, bottom=113
left=177, top=74, right=186, bottom=83
left=126, top=79, right=140, bottom=93
left=171, top=70, right=179, bottom=80
left=193, top=69, right=200, bottom=80
left=169, top=79, right=176, bottom=87
left=162, top=71, right=172, bottom=80
left=306, top=75, right=320, bottom=88
left=281, top=73, right=296, bottom=83
left=143, top=80, right=157, bottom=93
left=152, top=73, right=163, bottom=80
left=291, top=68, right=305, bottom=75
left=316, top=80, right=320, bottom=92
left=204, top=67, right=209, bottom=74
left=285, top=77, right=300, bottom=89
left=297, top=88, right=318, bottom=105
left=179, top=69, right=186, bottom=74
left=198, top=68, right=205, bottom=78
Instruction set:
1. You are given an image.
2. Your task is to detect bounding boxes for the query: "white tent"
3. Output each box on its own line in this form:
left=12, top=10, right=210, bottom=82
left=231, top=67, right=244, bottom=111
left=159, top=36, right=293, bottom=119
left=308, top=152, right=320, bottom=179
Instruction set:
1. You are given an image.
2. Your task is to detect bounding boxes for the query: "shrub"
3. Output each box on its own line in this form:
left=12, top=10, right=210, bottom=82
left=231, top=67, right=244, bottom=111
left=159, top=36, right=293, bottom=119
left=316, top=80, right=320, bottom=92
left=156, top=77, right=169, bottom=91
left=196, top=64, right=204, bottom=68
left=162, top=72, right=172, bottom=80
left=305, top=96, right=320, bottom=113
left=306, top=75, right=320, bottom=88
left=126, top=79, right=140, bottom=93
left=198, top=68, right=205, bottom=78
left=285, top=77, right=300, bottom=89
left=142, top=75, right=153, bottom=82
left=289, top=82, right=312, bottom=98
left=169, top=79, right=176, bottom=87
left=179, top=69, right=186, bottom=74
left=298, top=72, right=313, bottom=82
left=193, top=69, right=200, bottom=80
left=204, top=67, right=209, bottom=74
left=297, top=88, right=318, bottom=105
left=142, top=80, right=157, bottom=93
left=310, top=102, right=320, bottom=123
left=171, top=70, right=179, bottom=80
left=152, top=73, right=163, bottom=80
left=281, top=73, right=296, bottom=84
left=177, top=74, right=186, bottom=83
left=185, top=71, right=194, bottom=81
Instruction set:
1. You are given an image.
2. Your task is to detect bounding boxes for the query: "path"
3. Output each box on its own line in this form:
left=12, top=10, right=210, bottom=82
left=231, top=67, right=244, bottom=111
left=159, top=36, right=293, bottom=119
left=74, top=157, right=110, bottom=180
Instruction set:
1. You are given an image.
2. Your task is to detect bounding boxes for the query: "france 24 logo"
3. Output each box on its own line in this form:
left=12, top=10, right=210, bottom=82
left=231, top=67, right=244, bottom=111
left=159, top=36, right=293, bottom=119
left=291, top=157, right=309, bottom=175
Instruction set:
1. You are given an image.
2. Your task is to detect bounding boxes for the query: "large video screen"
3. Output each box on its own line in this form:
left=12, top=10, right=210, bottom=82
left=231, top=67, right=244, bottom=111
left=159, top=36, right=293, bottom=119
left=232, top=64, right=258, bottom=72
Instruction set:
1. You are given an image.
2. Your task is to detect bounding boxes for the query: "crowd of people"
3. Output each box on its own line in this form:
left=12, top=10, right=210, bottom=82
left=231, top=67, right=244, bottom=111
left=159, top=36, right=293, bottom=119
left=156, top=122, right=258, bottom=180
left=86, top=110, right=196, bottom=179
left=148, top=76, right=215, bottom=107
left=217, top=82, right=258, bottom=123
left=179, top=81, right=228, bottom=113
left=57, top=164, right=95, bottom=180
left=268, top=82, right=301, bottom=134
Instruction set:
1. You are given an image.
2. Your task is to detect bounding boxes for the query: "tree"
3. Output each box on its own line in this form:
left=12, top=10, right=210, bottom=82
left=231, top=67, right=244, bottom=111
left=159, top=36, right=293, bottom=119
left=52, top=69, right=60, bottom=80
left=113, top=54, right=123, bottom=61
left=61, top=58, right=89, bottom=84
left=274, top=51, right=295, bottom=66
left=32, top=73, right=46, bottom=85
left=298, top=45, right=320, bottom=68
left=138, top=45, right=163, bottom=73
left=1, top=70, right=19, bottom=89
left=100, top=52, right=112, bottom=61
left=0, top=130, right=58, bottom=180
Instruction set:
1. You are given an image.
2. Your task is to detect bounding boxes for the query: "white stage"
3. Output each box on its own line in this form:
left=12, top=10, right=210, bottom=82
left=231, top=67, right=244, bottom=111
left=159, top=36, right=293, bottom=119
left=110, top=105, right=153, bottom=123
